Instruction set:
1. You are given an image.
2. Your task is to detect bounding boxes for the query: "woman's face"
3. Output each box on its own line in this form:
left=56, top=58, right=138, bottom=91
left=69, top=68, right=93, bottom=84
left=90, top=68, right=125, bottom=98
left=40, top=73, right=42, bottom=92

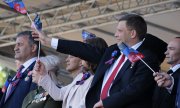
left=65, top=55, right=82, bottom=73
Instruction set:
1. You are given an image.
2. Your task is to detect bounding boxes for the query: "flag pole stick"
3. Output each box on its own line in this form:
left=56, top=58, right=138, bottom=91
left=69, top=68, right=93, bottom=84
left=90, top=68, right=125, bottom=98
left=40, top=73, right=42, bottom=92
left=26, top=12, right=41, bottom=60
left=137, top=56, right=156, bottom=73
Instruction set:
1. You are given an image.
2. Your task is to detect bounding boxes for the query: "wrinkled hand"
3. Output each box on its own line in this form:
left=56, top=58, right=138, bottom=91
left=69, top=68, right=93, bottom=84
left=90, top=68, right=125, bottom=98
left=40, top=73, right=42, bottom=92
left=34, top=60, right=47, bottom=76
left=32, top=60, right=47, bottom=84
left=31, top=30, right=51, bottom=47
left=32, top=60, right=47, bottom=83
left=93, top=100, right=104, bottom=108
left=153, top=72, right=172, bottom=87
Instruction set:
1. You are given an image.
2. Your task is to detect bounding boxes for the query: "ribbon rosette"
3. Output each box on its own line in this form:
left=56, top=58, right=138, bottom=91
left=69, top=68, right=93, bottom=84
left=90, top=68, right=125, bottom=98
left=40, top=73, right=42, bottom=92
left=105, top=50, right=118, bottom=65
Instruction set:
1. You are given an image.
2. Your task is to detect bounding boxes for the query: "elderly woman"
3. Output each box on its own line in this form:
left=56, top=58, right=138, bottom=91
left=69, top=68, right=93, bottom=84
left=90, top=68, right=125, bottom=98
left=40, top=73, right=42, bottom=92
left=22, top=55, right=62, bottom=108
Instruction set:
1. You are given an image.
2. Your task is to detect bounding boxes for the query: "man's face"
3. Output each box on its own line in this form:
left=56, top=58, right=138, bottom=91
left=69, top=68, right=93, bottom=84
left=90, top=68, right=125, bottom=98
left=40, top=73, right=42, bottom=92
left=14, top=36, right=34, bottom=63
left=165, top=39, right=180, bottom=66
left=65, top=55, right=82, bottom=73
left=114, top=21, right=132, bottom=44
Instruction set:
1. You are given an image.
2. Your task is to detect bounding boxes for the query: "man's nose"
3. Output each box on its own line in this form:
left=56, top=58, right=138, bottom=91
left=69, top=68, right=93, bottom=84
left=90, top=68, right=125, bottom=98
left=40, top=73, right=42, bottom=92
left=114, top=32, right=118, bottom=37
left=14, top=45, right=18, bottom=51
left=164, top=50, right=168, bottom=55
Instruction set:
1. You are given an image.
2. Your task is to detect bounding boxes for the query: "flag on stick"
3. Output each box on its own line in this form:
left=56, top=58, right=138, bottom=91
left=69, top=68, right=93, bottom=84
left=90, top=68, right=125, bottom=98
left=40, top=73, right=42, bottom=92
left=118, top=42, right=144, bottom=63
left=30, top=13, right=42, bottom=60
left=31, top=13, right=42, bottom=31
left=118, top=42, right=156, bottom=73
left=3, top=0, right=27, bottom=14
left=82, top=30, right=96, bottom=42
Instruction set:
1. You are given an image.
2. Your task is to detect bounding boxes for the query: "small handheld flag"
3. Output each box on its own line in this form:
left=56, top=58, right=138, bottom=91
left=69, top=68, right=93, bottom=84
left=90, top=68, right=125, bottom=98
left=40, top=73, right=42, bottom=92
left=30, top=13, right=42, bottom=60
left=31, top=13, right=42, bottom=31
left=3, top=0, right=27, bottom=14
left=82, top=30, right=96, bottom=42
left=118, top=42, right=156, bottom=73
left=118, top=42, right=144, bottom=63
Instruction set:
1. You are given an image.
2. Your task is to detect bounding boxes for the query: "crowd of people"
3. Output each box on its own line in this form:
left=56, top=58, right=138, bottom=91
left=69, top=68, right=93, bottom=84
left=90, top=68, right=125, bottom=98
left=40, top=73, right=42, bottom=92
left=0, top=13, right=180, bottom=108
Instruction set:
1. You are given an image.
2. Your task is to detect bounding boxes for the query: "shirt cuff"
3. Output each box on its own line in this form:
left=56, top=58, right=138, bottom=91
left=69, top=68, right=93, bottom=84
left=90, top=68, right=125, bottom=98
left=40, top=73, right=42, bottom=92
left=166, top=76, right=174, bottom=93
left=51, top=38, right=58, bottom=50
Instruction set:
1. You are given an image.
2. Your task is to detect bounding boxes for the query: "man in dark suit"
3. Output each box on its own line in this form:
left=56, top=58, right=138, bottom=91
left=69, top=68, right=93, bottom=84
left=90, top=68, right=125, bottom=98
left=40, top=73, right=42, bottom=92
left=0, top=31, right=42, bottom=108
left=176, top=79, right=180, bottom=108
left=154, top=37, right=180, bottom=108
left=32, top=13, right=167, bottom=108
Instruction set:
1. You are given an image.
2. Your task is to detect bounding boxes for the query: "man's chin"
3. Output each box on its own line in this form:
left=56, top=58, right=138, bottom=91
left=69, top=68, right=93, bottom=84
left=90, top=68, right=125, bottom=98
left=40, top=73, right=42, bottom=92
left=166, top=61, right=172, bottom=65
left=14, top=55, right=17, bottom=58
left=14, top=55, right=20, bottom=60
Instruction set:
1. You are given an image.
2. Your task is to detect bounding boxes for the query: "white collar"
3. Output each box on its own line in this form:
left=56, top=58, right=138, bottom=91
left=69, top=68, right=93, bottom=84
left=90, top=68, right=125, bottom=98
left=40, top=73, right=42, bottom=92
left=170, top=64, right=180, bottom=72
left=22, top=57, right=37, bottom=73
left=131, top=40, right=143, bottom=50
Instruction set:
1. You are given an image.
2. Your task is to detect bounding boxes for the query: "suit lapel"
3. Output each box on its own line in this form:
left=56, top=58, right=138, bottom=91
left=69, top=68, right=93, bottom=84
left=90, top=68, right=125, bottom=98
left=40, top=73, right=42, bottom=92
left=0, top=90, right=6, bottom=105
left=113, top=60, right=131, bottom=84
left=92, top=61, right=111, bottom=86
left=172, top=68, right=180, bottom=76
left=91, top=45, right=120, bottom=88
left=5, top=61, right=35, bottom=102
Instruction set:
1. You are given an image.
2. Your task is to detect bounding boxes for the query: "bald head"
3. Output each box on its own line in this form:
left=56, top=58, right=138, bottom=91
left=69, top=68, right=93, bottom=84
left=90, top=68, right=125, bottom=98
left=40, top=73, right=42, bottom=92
left=170, top=38, right=180, bottom=50
left=165, top=37, right=180, bottom=67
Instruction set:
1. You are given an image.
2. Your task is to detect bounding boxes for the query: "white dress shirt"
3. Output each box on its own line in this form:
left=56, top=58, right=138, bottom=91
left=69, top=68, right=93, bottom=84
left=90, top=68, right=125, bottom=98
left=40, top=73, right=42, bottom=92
left=170, top=64, right=180, bottom=73
left=51, top=38, right=59, bottom=50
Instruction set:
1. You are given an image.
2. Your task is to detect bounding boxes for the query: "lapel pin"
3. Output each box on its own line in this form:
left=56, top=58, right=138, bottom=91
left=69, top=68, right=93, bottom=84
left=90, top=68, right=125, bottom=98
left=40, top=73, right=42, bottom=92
left=24, top=76, right=29, bottom=81
left=25, top=71, right=32, bottom=81
left=130, top=63, right=135, bottom=68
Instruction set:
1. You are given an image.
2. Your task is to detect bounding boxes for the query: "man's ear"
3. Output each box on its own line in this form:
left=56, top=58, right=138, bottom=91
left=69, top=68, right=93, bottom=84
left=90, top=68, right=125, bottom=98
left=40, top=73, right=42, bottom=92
left=31, top=44, right=38, bottom=53
left=130, top=29, right=137, bottom=39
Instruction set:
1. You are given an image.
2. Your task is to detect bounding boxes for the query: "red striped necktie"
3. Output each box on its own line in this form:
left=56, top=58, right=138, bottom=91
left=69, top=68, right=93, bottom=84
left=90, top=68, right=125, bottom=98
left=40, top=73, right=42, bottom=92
left=101, top=55, right=125, bottom=100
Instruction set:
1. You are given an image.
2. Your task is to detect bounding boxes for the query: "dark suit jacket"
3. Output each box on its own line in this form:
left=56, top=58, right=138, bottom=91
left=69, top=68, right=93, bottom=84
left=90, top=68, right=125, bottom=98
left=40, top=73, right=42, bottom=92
left=176, top=77, right=180, bottom=108
left=153, top=68, right=180, bottom=108
left=56, top=38, right=165, bottom=108
left=0, top=62, right=37, bottom=108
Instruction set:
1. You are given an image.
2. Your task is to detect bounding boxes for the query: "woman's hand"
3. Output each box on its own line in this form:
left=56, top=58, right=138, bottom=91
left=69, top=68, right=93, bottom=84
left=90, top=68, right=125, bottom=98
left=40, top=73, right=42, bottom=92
left=32, top=60, right=47, bottom=83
